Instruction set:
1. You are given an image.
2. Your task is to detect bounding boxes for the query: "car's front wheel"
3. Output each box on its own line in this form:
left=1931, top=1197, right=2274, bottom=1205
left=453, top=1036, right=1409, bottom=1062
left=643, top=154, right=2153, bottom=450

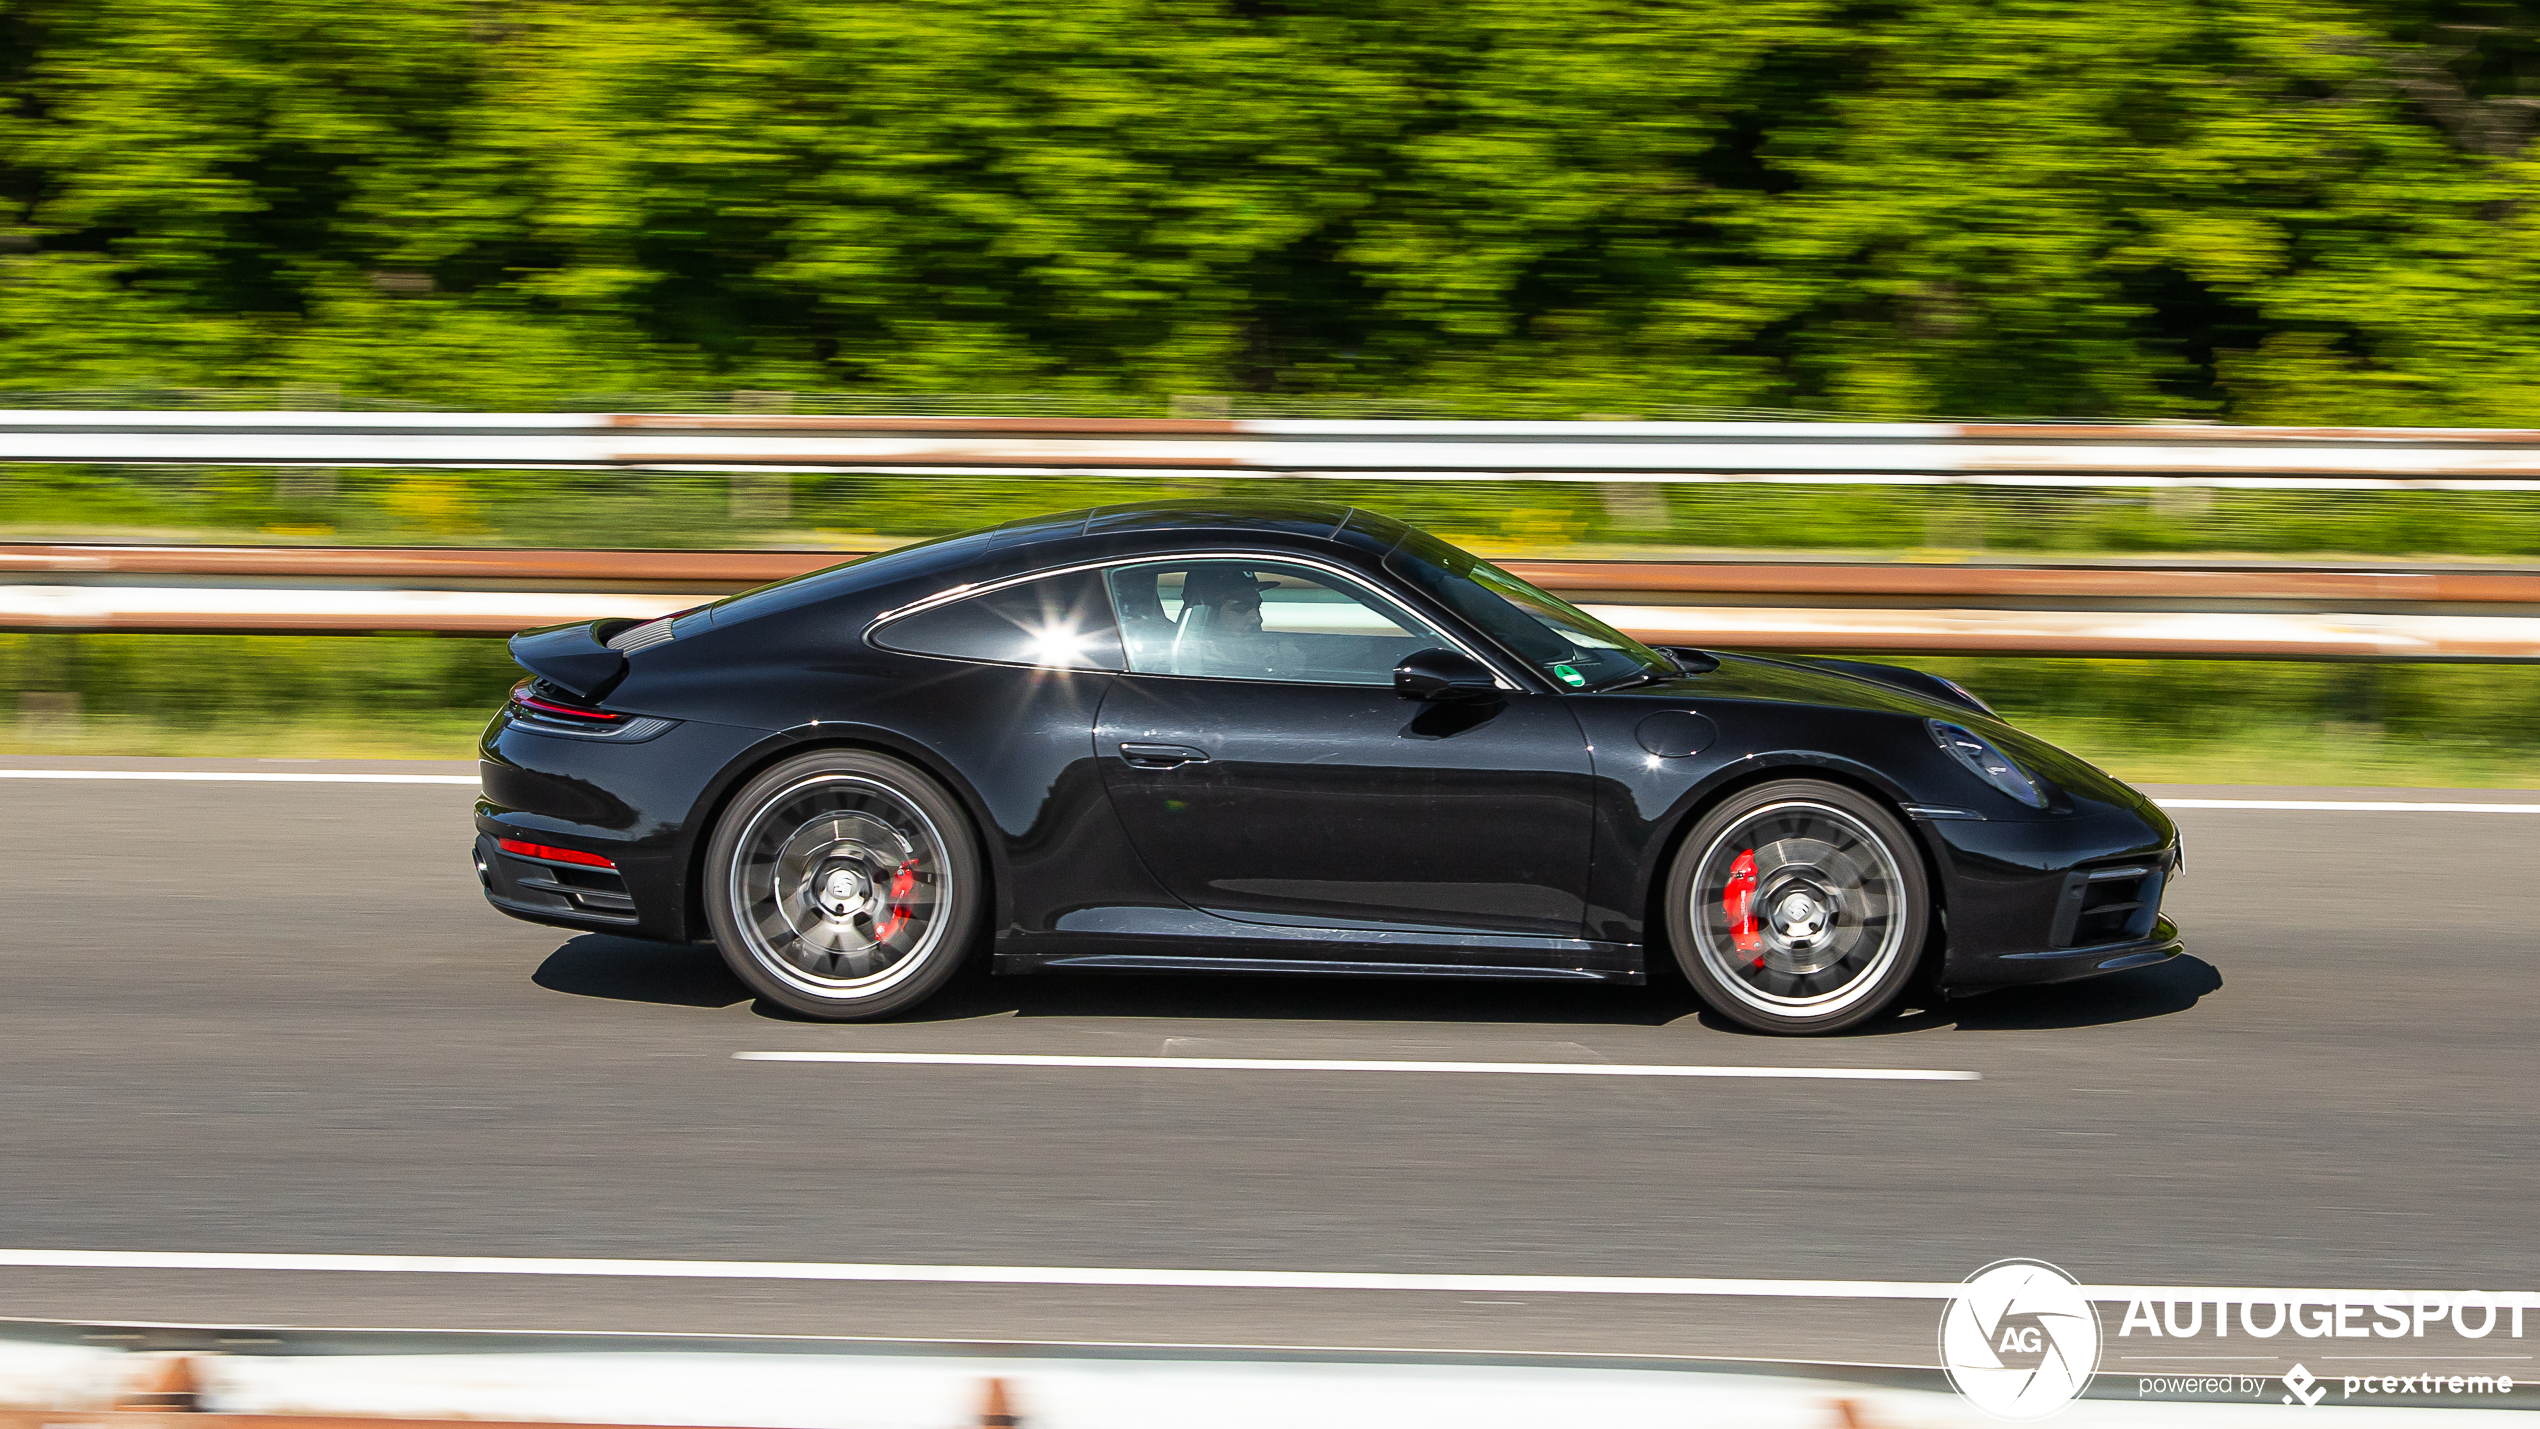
left=1663, top=779, right=1929, bottom=1035
left=704, top=749, right=984, bottom=1020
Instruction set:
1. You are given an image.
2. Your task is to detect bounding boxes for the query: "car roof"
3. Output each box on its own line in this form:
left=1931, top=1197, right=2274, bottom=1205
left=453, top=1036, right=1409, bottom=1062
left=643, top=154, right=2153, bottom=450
left=701, top=498, right=1413, bottom=630
left=1031, top=497, right=1364, bottom=543
left=987, top=497, right=1410, bottom=564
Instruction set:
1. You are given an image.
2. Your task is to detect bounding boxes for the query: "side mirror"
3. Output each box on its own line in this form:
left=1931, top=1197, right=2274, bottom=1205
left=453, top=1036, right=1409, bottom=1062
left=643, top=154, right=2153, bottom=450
left=1657, top=644, right=1720, bottom=674
left=1394, top=647, right=1500, bottom=702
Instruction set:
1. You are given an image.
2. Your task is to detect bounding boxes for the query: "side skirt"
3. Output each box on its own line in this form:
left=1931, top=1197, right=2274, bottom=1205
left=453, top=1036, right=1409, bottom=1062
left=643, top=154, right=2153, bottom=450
left=999, top=904, right=1645, bottom=983
left=995, top=951, right=1641, bottom=983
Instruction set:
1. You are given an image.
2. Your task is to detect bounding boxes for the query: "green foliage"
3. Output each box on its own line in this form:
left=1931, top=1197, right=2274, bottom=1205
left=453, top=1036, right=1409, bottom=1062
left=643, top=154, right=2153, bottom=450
left=1, top=0, right=2537, bottom=418
left=0, top=631, right=519, bottom=726
left=1912, top=657, right=2540, bottom=786
left=25, top=462, right=2540, bottom=559
left=9, top=1, right=2540, bottom=771
left=1911, top=656, right=2540, bottom=745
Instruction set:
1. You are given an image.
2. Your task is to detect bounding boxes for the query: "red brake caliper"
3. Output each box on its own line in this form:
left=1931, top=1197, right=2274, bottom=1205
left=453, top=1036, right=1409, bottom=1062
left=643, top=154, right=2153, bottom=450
left=1724, top=849, right=1763, bottom=963
left=871, top=860, right=918, bottom=943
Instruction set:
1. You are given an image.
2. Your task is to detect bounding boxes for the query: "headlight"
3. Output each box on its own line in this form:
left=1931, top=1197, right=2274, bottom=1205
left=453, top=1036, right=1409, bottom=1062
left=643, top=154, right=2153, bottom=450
left=1929, top=720, right=2048, bottom=809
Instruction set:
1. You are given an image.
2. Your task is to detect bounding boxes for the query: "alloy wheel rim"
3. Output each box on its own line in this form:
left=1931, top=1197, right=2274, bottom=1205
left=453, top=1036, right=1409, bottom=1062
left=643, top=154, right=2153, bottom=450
left=1690, top=800, right=1908, bottom=1015
left=730, top=773, right=950, bottom=998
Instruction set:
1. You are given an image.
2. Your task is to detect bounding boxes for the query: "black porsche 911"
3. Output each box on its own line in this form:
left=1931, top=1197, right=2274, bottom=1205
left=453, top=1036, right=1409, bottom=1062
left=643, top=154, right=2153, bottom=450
left=475, top=499, right=2180, bottom=1035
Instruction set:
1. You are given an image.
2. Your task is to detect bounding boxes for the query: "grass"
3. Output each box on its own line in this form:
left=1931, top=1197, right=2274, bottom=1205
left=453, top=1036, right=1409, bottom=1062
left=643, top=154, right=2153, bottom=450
left=2013, top=718, right=2540, bottom=789
left=9, top=711, right=2540, bottom=789
left=9, top=634, right=2540, bottom=788
left=0, top=714, right=488, bottom=761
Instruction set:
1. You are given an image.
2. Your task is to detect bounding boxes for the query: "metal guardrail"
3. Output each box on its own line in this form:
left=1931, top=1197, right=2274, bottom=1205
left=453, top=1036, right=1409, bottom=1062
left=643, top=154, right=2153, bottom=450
left=3, top=1318, right=2496, bottom=1427
left=6, top=413, right=2540, bottom=487
left=17, top=543, right=2540, bottom=602
left=11, top=544, right=2540, bottom=659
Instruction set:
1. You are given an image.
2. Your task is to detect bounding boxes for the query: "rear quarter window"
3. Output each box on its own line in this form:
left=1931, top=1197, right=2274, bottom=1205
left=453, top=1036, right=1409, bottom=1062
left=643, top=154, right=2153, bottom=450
left=868, top=569, right=1126, bottom=671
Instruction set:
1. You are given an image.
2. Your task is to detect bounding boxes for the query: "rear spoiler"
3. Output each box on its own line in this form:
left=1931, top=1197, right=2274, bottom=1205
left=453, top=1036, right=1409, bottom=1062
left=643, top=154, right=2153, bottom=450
left=508, top=620, right=631, bottom=703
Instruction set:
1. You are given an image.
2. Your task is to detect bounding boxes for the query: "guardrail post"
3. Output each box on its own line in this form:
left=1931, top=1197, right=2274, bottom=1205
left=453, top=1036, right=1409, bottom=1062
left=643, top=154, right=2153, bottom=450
left=116, top=1354, right=203, bottom=1411
left=17, top=691, right=81, bottom=741
left=729, top=392, right=794, bottom=522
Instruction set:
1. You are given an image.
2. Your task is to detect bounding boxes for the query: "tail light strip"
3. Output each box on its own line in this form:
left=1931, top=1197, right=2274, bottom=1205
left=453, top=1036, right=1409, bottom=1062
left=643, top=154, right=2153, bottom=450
left=503, top=688, right=677, bottom=743
left=497, top=838, right=618, bottom=870
left=513, top=691, right=624, bottom=722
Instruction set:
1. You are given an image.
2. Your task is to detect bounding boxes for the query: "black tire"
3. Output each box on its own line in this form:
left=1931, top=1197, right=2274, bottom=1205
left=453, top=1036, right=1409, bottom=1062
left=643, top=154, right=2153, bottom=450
left=1662, top=779, right=1929, bottom=1035
left=704, top=749, right=985, bottom=1020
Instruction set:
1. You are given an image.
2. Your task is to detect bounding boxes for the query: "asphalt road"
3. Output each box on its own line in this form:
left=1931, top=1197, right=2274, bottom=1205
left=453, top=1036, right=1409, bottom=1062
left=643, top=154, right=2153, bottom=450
left=2, top=756, right=2535, bottom=1369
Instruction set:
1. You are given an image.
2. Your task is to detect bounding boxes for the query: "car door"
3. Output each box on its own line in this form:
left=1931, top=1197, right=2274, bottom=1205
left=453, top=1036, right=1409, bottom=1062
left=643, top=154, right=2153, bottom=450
left=1093, top=556, right=1595, bottom=939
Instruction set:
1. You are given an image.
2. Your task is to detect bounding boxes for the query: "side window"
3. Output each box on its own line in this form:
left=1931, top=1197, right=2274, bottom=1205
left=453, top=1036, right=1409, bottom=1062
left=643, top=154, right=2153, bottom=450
left=1106, top=560, right=1452, bottom=686
left=871, top=569, right=1126, bottom=670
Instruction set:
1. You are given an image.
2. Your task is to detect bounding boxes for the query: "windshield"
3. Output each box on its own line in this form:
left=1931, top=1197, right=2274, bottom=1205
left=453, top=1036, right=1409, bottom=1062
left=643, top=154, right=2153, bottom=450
left=1384, top=528, right=1675, bottom=691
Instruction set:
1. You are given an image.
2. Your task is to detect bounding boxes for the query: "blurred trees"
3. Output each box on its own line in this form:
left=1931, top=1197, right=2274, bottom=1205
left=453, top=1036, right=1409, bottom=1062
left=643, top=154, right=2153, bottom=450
left=0, top=0, right=2536, bottom=419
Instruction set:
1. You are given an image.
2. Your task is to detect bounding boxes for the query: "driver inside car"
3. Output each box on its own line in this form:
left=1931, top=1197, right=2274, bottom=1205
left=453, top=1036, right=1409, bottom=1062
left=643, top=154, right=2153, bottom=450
left=1170, top=565, right=1290, bottom=678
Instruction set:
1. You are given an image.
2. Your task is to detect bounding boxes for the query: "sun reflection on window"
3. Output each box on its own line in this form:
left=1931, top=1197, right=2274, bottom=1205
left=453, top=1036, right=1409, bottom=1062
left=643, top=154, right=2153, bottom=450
left=1024, top=622, right=1093, bottom=666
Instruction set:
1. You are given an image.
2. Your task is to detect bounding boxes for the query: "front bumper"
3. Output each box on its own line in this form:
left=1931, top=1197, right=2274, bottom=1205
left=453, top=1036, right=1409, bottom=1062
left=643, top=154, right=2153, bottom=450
left=1953, top=915, right=2184, bottom=991
left=1921, top=804, right=2184, bottom=995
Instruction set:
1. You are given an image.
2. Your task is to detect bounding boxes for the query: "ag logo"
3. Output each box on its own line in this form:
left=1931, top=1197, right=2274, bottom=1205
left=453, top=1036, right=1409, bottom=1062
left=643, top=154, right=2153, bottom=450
left=1939, top=1259, right=2103, bottom=1420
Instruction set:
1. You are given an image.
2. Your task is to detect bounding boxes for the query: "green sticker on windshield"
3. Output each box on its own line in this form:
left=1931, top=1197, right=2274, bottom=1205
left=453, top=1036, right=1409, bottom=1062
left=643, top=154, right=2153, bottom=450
left=1552, top=663, right=1587, bottom=687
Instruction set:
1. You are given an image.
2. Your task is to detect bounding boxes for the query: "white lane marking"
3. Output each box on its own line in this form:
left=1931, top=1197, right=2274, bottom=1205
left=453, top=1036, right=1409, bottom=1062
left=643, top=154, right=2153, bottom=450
left=2157, top=798, right=2540, bottom=812
left=0, top=1250, right=2527, bottom=1309
left=733, top=1051, right=1977, bottom=1081
left=0, top=770, right=476, bottom=785
left=0, top=1249, right=1948, bottom=1297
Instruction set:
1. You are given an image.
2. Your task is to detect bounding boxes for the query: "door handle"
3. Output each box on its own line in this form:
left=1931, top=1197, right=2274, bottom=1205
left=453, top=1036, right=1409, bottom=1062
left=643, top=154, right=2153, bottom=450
left=1118, top=743, right=1211, bottom=770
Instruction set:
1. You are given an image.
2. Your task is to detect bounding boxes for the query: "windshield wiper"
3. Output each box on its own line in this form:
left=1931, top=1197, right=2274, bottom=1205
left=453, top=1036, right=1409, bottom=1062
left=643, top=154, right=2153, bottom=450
left=1585, top=668, right=1671, bottom=693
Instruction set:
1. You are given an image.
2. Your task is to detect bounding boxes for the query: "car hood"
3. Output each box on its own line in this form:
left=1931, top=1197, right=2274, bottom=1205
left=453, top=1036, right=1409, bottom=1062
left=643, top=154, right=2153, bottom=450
left=1617, top=652, right=1979, bottom=721
left=1617, top=654, right=2171, bottom=830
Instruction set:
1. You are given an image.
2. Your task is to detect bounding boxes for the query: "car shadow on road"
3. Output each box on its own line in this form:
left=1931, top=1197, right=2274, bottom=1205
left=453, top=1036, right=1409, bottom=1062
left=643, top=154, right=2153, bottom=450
left=1844, top=953, right=2225, bottom=1037
left=534, top=935, right=1704, bottom=1025
left=534, top=934, right=2221, bottom=1035
left=532, top=935, right=754, bottom=1008
left=917, top=972, right=1704, bottom=1027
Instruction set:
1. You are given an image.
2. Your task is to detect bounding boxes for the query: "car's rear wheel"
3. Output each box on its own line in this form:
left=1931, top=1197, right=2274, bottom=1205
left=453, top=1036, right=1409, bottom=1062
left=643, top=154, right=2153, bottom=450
left=704, top=749, right=983, bottom=1020
left=1664, top=779, right=1929, bottom=1036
